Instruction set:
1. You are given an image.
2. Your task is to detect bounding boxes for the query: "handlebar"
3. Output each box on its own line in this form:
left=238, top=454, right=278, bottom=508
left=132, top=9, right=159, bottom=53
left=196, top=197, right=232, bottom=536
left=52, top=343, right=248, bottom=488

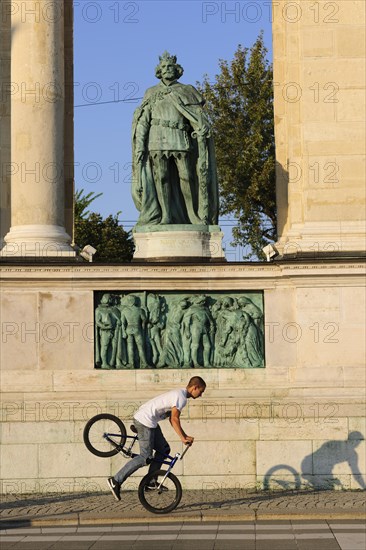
left=179, top=443, right=191, bottom=460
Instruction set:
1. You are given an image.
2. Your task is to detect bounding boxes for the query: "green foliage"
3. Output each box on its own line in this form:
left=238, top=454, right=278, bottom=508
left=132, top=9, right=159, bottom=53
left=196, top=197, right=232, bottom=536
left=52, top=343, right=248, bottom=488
left=198, top=33, right=276, bottom=259
left=74, top=189, right=134, bottom=262
left=74, top=189, right=103, bottom=220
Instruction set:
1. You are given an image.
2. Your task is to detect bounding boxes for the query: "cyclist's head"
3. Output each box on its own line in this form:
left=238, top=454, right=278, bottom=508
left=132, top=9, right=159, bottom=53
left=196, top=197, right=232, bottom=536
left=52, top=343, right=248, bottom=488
left=187, top=376, right=206, bottom=389
left=187, top=377, right=206, bottom=399
left=348, top=431, right=364, bottom=446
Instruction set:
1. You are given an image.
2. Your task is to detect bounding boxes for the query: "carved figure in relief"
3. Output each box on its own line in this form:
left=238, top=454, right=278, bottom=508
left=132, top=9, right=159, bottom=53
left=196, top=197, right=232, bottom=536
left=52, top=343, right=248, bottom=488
left=182, top=295, right=214, bottom=368
left=214, top=297, right=241, bottom=367
left=233, top=311, right=262, bottom=368
left=237, top=296, right=264, bottom=334
left=146, top=293, right=165, bottom=366
left=160, top=297, right=190, bottom=368
left=115, top=295, right=128, bottom=368
left=119, top=295, right=150, bottom=369
left=95, top=293, right=121, bottom=368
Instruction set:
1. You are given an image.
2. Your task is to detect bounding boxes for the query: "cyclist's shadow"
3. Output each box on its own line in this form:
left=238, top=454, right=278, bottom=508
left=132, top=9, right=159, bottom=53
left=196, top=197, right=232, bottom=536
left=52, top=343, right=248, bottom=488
left=264, top=431, right=366, bottom=491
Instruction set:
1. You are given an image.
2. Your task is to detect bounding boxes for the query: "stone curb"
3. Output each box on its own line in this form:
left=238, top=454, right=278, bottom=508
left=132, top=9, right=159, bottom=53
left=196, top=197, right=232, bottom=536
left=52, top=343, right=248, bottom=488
left=1, top=509, right=364, bottom=528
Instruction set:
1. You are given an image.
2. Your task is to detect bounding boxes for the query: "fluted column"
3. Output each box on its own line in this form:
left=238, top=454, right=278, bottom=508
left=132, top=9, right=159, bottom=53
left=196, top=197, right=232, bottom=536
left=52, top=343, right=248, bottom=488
left=1, top=0, right=74, bottom=257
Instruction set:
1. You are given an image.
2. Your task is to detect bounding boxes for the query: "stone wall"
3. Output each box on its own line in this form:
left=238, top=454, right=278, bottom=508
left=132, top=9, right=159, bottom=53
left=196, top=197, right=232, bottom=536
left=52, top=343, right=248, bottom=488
left=1, top=262, right=365, bottom=493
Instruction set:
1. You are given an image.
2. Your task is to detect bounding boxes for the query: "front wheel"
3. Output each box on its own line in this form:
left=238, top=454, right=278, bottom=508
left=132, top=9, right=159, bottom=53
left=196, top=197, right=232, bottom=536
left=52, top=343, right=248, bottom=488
left=83, top=413, right=127, bottom=457
left=263, top=464, right=301, bottom=491
left=138, top=470, right=182, bottom=514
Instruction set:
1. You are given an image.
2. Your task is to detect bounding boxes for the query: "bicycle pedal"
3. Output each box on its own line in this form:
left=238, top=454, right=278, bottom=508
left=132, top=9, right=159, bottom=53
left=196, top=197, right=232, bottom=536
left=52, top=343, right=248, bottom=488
left=122, top=451, right=131, bottom=458
left=145, top=483, right=169, bottom=492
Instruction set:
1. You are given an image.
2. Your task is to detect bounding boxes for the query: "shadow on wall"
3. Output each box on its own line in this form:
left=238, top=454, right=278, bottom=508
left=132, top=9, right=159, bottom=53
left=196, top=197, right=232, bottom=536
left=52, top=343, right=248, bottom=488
left=263, top=432, right=366, bottom=491
left=275, top=160, right=289, bottom=243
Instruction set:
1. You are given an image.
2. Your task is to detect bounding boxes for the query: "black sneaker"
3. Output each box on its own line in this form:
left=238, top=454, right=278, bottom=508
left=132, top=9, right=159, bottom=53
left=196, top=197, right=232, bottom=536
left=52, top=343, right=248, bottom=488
left=107, top=477, right=121, bottom=501
left=145, top=480, right=168, bottom=492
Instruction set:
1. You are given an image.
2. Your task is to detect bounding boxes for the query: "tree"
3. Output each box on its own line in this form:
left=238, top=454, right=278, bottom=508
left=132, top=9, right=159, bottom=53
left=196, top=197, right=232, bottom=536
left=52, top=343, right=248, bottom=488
left=74, top=189, right=134, bottom=262
left=199, top=33, right=276, bottom=259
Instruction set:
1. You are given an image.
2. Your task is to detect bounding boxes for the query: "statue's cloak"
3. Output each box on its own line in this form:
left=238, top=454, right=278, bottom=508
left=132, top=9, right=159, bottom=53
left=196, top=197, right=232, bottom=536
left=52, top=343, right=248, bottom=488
left=131, top=81, right=219, bottom=226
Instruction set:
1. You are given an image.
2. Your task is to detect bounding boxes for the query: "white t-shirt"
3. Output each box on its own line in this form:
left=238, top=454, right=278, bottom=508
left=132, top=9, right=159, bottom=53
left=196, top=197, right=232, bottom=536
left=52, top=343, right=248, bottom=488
left=134, top=388, right=188, bottom=428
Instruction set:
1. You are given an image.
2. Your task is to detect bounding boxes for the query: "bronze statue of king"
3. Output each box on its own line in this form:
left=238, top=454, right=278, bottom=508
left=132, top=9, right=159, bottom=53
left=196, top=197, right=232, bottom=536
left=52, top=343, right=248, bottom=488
left=132, top=52, right=219, bottom=227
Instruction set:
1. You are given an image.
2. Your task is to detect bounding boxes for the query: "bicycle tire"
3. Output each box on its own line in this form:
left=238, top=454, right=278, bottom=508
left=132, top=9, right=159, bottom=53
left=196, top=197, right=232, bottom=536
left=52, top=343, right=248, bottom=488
left=83, top=413, right=127, bottom=458
left=138, top=469, right=182, bottom=514
left=263, top=464, right=301, bottom=491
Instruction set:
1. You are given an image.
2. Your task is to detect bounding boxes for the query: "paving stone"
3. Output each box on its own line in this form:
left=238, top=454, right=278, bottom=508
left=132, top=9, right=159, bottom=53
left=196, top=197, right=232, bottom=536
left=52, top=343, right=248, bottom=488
left=0, top=489, right=364, bottom=526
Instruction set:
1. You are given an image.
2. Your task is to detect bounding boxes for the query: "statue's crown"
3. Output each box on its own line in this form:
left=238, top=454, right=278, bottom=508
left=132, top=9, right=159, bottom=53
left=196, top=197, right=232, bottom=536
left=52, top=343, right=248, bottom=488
left=159, top=51, right=177, bottom=64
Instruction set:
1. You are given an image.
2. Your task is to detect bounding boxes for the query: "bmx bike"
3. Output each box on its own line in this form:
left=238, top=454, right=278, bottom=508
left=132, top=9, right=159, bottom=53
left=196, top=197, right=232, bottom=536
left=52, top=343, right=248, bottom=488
left=83, top=413, right=190, bottom=514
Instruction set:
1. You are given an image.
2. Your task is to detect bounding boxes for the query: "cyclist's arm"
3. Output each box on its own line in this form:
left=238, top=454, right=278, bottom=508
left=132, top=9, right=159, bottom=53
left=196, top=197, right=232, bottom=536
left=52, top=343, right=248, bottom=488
left=348, top=453, right=366, bottom=489
left=170, top=407, right=194, bottom=445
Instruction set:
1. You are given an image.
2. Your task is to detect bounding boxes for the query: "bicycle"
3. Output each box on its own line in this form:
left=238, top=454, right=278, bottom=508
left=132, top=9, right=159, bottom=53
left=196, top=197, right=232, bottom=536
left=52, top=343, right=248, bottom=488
left=83, top=413, right=190, bottom=514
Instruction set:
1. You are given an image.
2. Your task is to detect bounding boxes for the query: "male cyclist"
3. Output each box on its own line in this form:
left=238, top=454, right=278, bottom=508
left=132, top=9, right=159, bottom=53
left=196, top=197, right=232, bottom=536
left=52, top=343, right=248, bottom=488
left=107, top=376, right=206, bottom=500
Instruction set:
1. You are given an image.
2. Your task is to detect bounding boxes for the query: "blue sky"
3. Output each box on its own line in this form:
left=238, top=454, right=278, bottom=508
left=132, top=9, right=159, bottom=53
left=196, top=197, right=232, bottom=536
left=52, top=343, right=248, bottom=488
left=74, top=0, right=273, bottom=259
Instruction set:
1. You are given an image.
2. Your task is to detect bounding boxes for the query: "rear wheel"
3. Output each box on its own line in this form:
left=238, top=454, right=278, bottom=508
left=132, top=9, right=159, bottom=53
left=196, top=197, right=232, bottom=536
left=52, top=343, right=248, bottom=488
left=83, top=413, right=127, bottom=457
left=138, top=470, right=182, bottom=514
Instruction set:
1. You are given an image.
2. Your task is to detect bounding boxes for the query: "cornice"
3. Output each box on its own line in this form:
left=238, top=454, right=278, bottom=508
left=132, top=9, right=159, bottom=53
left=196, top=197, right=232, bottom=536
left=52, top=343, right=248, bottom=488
left=0, top=260, right=365, bottom=290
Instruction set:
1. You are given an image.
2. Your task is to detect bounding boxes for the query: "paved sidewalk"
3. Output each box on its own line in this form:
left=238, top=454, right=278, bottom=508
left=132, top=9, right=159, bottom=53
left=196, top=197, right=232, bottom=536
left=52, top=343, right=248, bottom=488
left=1, top=490, right=365, bottom=527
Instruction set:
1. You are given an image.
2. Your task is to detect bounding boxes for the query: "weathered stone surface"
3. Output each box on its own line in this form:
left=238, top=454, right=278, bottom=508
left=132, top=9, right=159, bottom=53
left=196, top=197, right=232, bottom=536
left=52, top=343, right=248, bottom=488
left=259, top=418, right=348, bottom=441
left=257, top=440, right=312, bottom=475
left=1, top=444, right=38, bottom=479
left=1, top=292, right=39, bottom=370
left=39, top=291, right=93, bottom=370
left=184, top=441, right=256, bottom=476
left=38, top=443, right=109, bottom=478
left=273, top=0, right=366, bottom=255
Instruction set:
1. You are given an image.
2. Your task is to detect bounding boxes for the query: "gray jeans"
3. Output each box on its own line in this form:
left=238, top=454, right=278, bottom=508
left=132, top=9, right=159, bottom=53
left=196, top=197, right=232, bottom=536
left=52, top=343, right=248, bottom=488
left=114, top=418, right=170, bottom=485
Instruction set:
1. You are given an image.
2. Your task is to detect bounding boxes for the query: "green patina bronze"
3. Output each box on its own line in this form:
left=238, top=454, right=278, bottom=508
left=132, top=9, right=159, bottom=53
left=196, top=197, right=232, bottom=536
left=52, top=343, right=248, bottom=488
left=94, top=291, right=264, bottom=370
left=131, top=51, right=219, bottom=228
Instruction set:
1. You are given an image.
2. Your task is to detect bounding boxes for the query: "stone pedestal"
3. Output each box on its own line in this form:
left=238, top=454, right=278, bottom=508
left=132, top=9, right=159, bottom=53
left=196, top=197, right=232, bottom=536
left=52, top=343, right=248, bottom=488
left=0, top=0, right=74, bottom=258
left=0, top=260, right=364, bottom=493
left=133, top=225, right=225, bottom=261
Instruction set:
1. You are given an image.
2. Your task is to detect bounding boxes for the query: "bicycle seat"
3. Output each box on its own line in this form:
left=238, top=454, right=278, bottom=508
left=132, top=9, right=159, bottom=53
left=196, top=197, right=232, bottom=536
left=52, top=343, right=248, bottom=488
left=130, top=424, right=138, bottom=434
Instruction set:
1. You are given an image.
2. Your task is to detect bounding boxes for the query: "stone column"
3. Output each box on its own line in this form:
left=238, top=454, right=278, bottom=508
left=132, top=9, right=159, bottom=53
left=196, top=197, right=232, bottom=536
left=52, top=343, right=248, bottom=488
left=0, top=6, right=11, bottom=246
left=273, top=0, right=366, bottom=257
left=1, top=0, right=75, bottom=257
left=64, top=0, right=75, bottom=243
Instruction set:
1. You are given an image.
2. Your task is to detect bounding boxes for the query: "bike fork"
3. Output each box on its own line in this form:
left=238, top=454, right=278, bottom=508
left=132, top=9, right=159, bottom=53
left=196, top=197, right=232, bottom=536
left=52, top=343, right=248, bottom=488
left=156, top=455, right=179, bottom=491
left=155, top=446, right=189, bottom=491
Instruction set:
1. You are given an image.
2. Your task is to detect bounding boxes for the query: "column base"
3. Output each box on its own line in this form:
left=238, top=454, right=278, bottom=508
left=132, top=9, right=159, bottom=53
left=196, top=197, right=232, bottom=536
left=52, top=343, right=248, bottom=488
left=0, top=224, right=76, bottom=257
left=276, top=221, right=366, bottom=257
left=133, top=224, right=226, bottom=261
